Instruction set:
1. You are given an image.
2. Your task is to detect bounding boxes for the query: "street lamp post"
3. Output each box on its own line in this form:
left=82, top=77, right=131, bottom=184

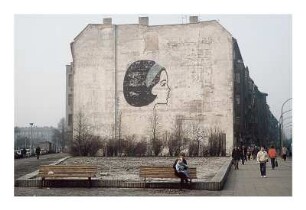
left=279, top=98, right=292, bottom=150
left=29, top=123, right=34, bottom=154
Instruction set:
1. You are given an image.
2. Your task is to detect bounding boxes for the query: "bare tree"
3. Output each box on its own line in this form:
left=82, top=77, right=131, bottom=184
left=150, top=108, right=163, bottom=156
left=122, top=135, right=137, bottom=156
left=70, top=111, right=102, bottom=156
left=134, top=140, right=147, bottom=157
left=51, top=118, right=68, bottom=152
left=188, top=141, right=198, bottom=157
left=208, top=127, right=226, bottom=156
left=191, top=123, right=206, bottom=156
left=151, top=138, right=163, bottom=156
left=58, top=118, right=67, bottom=151
left=167, top=133, right=181, bottom=157
left=106, top=138, right=119, bottom=156
left=167, top=116, right=185, bottom=157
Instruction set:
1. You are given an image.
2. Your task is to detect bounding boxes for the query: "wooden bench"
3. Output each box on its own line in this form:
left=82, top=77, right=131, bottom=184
left=38, top=165, right=97, bottom=188
left=139, top=166, right=197, bottom=184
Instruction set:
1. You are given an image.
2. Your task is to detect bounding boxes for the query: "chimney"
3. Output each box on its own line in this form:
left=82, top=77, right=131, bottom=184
left=103, top=18, right=112, bottom=25
left=139, top=17, right=149, bottom=26
left=189, top=16, right=198, bottom=23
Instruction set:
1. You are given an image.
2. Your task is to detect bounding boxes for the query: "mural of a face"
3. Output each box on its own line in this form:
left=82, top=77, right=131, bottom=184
left=123, top=60, right=170, bottom=107
left=152, top=70, right=170, bottom=104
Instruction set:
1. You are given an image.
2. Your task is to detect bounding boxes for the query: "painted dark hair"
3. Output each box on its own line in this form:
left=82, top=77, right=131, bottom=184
left=123, top=60, right=165, bottom=107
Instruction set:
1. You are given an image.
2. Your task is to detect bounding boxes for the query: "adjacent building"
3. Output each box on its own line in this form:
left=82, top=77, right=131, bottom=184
left=233, top=39, right=279, bottom=147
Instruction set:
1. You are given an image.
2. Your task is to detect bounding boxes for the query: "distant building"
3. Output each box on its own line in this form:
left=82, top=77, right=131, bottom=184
left=37, top=141, right=56, bottom=153
left=14, top=126, right=55, bottom=151
left=66, top=16, right=278, bottom=155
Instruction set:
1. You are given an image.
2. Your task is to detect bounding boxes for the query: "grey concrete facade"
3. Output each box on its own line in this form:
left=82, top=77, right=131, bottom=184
left=68, top=16, right=236, bottom=154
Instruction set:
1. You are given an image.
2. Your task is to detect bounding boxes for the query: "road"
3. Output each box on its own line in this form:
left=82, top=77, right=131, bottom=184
left=14, top=153, right=69, bottom=181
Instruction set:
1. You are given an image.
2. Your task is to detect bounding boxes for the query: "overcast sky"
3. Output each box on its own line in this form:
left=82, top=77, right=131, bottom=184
left=14, top=14, right=292, bottom=129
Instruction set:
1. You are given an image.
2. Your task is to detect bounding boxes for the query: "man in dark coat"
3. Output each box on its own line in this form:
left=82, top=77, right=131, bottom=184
left=35, top=146, right=41, bottom=159
left=22, top=148, right=27, bottom=158
left=232, top=146, right=240, bottom=169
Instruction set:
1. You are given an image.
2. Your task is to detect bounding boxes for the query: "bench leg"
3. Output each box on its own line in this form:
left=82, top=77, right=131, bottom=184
left=41, top=178, right=45, bottom=188
left=143, top=178, right=146, bottom=188
left=88, top=177, right=92, bottom=188
left=188, top=179, right=192, bottom=189
left=180, top=179, right=184, bottom=190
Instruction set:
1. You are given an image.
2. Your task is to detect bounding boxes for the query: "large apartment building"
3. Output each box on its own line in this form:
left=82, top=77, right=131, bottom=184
left=66, top=16, right=278, bottom=155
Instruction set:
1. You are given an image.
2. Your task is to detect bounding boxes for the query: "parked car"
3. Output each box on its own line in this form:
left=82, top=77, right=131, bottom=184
left=40, top=149, right=47, bottom=155
left=14, top=150, right=22, bottom=159
left=26, top=149, right=32, bottom=157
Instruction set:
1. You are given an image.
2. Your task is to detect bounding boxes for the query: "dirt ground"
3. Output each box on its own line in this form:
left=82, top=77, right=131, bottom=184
left=61, top=156, right=229, bottom=181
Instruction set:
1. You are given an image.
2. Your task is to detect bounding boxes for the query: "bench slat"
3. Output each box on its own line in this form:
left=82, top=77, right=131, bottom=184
left=39, top=169, right=97, bottom=172
left=38, top=165, right=97, bottom=178
left=38, top=165, right=97, bottom=188
left=39, top=165, right=96, bottom=169
left=139, top=166, right=197, bottom=179
left=39, top=174, right=95, bottom=177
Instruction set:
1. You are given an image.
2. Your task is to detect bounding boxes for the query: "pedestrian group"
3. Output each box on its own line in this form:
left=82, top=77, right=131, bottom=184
left=231, top=144, right=289, bottom=178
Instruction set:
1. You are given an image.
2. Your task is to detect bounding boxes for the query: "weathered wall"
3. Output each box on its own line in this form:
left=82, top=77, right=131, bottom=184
left=71, top=24, right=116, bottom=138
left=71, top=20, right=234, bottom=154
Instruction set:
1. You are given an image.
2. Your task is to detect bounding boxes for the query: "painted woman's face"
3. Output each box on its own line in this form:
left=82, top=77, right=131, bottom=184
left=152, top=70, right=170, bottom=104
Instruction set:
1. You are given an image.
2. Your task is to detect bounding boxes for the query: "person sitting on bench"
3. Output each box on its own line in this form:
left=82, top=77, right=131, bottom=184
left=174, top=154, right=191, bottom=184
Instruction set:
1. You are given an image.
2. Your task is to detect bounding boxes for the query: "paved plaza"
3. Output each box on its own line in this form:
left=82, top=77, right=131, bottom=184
left=14, top=154, right=292, bottom=196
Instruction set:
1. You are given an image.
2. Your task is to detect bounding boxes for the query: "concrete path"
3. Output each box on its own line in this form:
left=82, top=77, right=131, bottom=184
left=220, top=158, right=292, bottom=196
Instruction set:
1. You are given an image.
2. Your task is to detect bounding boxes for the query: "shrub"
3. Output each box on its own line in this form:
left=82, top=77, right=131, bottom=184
left=70, top=134, right=102, bottom=156
left=151, top=138, right=163, bottom=156
left=134, top=140, right=147, bottom=156
left=167, top=134, right=181, bottom=157
left=106, top=138, right=120, bottom=157
left=188, top=141, right=198, bottom=157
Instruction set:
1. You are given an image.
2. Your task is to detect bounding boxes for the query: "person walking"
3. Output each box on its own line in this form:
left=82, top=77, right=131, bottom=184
left=241, top=145, right=247, bottom=164
left=253, top=146, right=259, bottom=160
left=247, top=146, right=252, bottom=160
left=22, top=148, right=27, bottom=158
left=282, top=146, right=288, bottom=161
left=268, top=145, right=277, bottom=169
left=35, top=146, right=41, bottom=159
left=232, top=146, right=240, bottom=170
left=257, top=146, right=269, bottom=177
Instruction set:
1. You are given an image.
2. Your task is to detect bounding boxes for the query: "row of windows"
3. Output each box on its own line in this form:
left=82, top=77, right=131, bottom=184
left=67, top=73, right=73, bottom=127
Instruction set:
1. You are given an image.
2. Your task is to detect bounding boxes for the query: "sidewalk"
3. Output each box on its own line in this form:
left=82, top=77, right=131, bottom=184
left=220, top=158, right=292, bottom=196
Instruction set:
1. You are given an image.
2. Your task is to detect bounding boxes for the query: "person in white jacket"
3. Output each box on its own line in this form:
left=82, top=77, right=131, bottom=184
left=257, top=146, right=269, bottom=177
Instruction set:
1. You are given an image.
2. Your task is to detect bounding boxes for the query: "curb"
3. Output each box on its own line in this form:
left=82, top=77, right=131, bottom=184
left=15, top=157, right=232, bottom=191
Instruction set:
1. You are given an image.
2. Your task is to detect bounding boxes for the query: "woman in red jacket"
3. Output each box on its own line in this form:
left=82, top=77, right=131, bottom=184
left=268, top=145, right=277, bottom=169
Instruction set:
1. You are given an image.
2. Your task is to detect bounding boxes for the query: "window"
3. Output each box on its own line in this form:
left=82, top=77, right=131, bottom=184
left=68, top=74, right=73, bottom=87
left=68, top=94, right=73, bottom=106
left=235, top=95, right=241, bottom=105
left=235, top=117, right=240, bottom=124
left=68, top=114, right=73, bottom=126
left=249, top=81, right=253, bottom=90
left=235, top=73, right=240, bottom=83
